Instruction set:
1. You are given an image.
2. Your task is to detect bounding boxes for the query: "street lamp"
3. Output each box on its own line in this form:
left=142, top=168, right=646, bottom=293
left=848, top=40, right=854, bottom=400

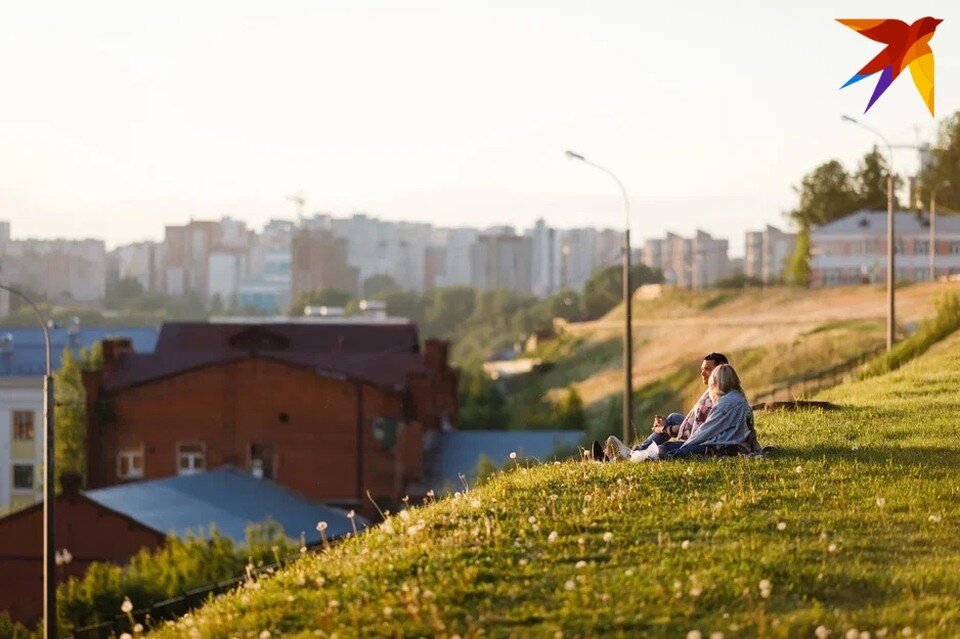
left=0, top=284, right=55, bottom=638
left=841, top=115, right=896, bottom=350
left=564, top=150, right=633, bottom=441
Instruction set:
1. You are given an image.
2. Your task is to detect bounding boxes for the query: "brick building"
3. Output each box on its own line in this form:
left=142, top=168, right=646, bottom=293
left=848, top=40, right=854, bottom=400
left=0, top=474, right=165, bottom=623
left=83, top=321, right=459, bottom=510
left=290, top=229, right=359, bottom=301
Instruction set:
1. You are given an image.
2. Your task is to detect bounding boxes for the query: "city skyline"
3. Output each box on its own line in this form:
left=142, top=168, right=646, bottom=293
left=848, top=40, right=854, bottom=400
left=2, top=1, right=955, bottom=254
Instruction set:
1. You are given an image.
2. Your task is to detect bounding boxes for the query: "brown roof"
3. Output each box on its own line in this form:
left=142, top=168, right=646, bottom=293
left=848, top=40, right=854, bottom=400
left=103, top=321, right=427, bottom=391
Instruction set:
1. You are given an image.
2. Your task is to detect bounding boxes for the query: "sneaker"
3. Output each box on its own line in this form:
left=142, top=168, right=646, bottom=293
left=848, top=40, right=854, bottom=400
left=605, top=436, right=633, bottom=460
left=591, top=440, right=607, bottom=462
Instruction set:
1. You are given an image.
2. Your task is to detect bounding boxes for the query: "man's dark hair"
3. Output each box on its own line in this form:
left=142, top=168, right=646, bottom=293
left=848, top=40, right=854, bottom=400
left=703, top=352, right=729, bottom=365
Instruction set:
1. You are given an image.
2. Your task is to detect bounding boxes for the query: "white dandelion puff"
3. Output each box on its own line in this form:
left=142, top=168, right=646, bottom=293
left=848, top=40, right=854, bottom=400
left=548, top=531, right=559, bottom=544
left=686, top=631, right=703, bottom=639
left=777, top=521, right=787, bottom=531
left=564, top=579, right=576, bottom=591
left=120, top=597, right=134, bottom=614
left=603, top=532, right=614, bottom=543
left=815, top=626, right=831, bottom=639
left=681, top=540, right=691, bottom=550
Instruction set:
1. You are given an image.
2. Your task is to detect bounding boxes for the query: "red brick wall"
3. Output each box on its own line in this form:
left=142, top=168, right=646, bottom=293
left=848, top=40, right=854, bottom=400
left=0, top=494, right=164, bottom=624
left=89, top=357, right=414, bottom=505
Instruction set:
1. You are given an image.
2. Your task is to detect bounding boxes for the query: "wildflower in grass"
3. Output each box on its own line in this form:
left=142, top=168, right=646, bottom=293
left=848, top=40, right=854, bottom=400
left=845, top=630, right=859, bottom=639
left=454, top=491, right=462, bottom=499
left=681, top=540, right=691, bottom=549
left=928, top=514, right=942, bottom=523
left=329, top=600, right=340, bottom=608
left=575, top=560, right=587, bottom=569
left=859, top=632, right=871, bottom=639
left=548, top=531, right=559, bottom=543
left=577, top=537, right=586, bottom=546
left=758, top=579, right=772, bottom=598
left=383, top=605, right=393, bottom=617
left=876, top=497, right=886, bottom=507
left=316, top=520, right=330, bottom=549
left=510, top=452, right=517, bottom=460
left=399, top=509, right=411, bottom=521
left=120, top=634, right=132, bottom=639
left=549, top=493, right=558, bottom=502
left=133, top=624, right=143, bottom=634
left=382, top=519, right=396, bottom=535
left=121, top=597, right=133, bottom=614
left=259, top=631, right=271, bottom=639
left=709, top=633, right=725, bottom=639
left=470, top=498, right=481, bottom=509
left=564, top=579, right=576, bottom=591
left=686, top=630, right=703, bottom=639
left=426, top=489, right=435, bottom=499
left=624, top=568, right=634, bottom=576
left=528, top=516, right=537, bottom=524
left=815, top=626, right=831, bottom=639
left=603, top=532, right=614, bottom=543
left=347, top=509, right=358, bottom=535
left=828, top=543, right=838, bottom=553
left=777, top=521, right=787, bottom=531
left=901, top=627, right=912, bottom=636
left=794, top=465, right=803, bottom=474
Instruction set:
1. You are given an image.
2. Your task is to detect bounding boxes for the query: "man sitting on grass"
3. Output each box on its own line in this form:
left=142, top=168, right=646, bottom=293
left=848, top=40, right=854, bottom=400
left=591, top=352, right=729, bottom=461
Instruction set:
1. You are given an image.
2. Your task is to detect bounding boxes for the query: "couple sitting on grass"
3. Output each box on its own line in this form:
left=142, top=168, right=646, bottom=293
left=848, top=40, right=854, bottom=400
left=592, top=352, right=761, bottom=462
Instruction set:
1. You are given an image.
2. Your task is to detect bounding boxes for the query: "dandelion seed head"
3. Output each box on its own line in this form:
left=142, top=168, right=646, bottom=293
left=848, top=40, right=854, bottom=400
left=681, top=540, right=691, bottom=550
left=686, top=630, right=703, bottom=639
left=578, top=536, right=586, bottom=545
left=120, top=597, right=133, bottom=614
left=575, top=560, right=587, bottom=569
left=845, top=630, right=859, bottom=639
left=399, top=509, right=411, bottom=521
left=120, top=634, right=132, bottom=639
left=710, top=633, right=725, bottom=639
left=876, top=497, right=886, bottom=507
left=259, top=632, right=271, bottom=639
left=383, top=605, right=393, bottom=617
left=316, top=521, right=328, bottom=532
left=777, top=521, right=787, bottom=531
left=624, top=568, right=634, bottom=576
left=564, top=579, right=576, bottom=591
left=815, top=626, right=831, bottom=639
left=603, top=532, right=614, bottom=543
left=794, top=465, right=803, bottom=474
left=828, top=543, right=838, bottom=553
left=470, top=499, right=481, bottom=508
left=548, top=531, right=559, bottom=543
left=509, top=452, right=517, bottom=460
left=901, top=627, right=912, bottom=637
left=528, top=516, right=537, bottom=524
left=347, top=510, right=355, bottom=519
left=928, top=514, right=942, bottom=523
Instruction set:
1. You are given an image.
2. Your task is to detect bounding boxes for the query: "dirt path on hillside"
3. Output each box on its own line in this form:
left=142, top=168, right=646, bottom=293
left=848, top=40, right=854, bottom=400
left=560, top=282, right=960, bottom=405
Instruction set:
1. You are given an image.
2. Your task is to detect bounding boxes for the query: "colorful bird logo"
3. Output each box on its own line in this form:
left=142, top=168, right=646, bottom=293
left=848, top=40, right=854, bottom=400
left=838, top=17, right=942, bottom=116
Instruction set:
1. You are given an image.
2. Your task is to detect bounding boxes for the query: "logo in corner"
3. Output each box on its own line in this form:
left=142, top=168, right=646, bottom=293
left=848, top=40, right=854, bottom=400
left=837, top=17, right=942, bottom=116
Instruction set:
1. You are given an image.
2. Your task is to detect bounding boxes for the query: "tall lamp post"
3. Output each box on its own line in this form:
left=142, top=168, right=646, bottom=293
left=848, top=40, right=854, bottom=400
left=0, top=284, right=55, bottom=638
left=841, top=115, right=896, bottom=350
left=564, top=150, right=633, bottom=441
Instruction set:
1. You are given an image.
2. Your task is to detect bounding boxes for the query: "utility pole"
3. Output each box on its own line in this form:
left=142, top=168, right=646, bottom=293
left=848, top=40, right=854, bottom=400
left=930, top=192, right=937, bottom=282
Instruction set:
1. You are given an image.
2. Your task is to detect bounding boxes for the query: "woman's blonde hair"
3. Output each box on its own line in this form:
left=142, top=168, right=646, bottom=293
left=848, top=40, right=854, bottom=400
left=708, top=363, right=743, bottom=402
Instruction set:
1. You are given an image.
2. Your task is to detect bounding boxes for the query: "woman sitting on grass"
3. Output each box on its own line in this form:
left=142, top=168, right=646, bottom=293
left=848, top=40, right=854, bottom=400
left=605, top=364, right=761, bottom=461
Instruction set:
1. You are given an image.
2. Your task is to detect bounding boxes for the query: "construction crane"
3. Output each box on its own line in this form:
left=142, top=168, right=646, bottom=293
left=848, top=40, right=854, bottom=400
left=286, top=192, right=306, bottom=219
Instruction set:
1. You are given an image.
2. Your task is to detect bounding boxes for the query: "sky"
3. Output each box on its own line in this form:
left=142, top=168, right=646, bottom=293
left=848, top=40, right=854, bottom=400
left=1, top=0, right=957, bottom=256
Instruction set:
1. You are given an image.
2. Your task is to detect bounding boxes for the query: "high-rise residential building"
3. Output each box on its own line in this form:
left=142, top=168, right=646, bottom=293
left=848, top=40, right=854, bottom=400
left=557, top=227, right=623, bottom=291
left=0, top=226, right=106, bottom=302
left=112, top=241, right=164, bottom=293
left=239, top=219, right=294, bottom=313
left=469, top=228, right=533, bottom=294
left=290, top=229, right=359, bottom=301
left=643, top=230, right=731, bottom=289
left=430, top=227, right=479, bottom=288
left=744, top=224, right=796, bottom=282
left=810, top=210, right=960, bottom=286
left=525, top=218, right=561, bottom=297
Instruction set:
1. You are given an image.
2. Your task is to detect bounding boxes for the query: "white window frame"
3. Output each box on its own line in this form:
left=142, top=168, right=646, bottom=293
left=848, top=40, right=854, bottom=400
left=176, top=441, right=206, bottom=476
left=117, top=444, right=145, bottom=480
left=11, top=410, right=35, bottom=442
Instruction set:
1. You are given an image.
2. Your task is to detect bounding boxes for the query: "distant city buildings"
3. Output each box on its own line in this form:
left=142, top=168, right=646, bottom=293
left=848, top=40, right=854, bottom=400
left=0, top=227, right=106, bottom=302
left=744, top=224, right=796, bottom=283
left=470, top=228, right=534, bottom=294
left=810, top=210, right=960, bottom=286
left=643, top=230, right=733, bottom=289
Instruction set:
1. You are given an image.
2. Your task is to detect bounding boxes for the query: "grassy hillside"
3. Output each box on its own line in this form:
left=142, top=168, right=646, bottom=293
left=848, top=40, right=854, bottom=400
left=152, top=332, right=960, bottom=638
left=508, top=283, right=960, bottom=438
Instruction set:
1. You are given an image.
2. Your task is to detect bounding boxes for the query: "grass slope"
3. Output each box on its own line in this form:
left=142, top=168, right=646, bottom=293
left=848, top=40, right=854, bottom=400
left=155, top=334, right=960, bottom=638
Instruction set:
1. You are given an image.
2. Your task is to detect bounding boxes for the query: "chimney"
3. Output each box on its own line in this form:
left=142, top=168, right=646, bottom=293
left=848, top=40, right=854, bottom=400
left=423, top=338, right=449, bottom=371
left=101, top=338, right=134, bottom=374
left=60, top=472, right=82, bottom=496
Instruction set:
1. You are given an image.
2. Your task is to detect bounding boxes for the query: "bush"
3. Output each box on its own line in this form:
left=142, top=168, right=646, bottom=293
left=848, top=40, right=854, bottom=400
left=861, top=292, right=960, bottom=377
left=57, top=522, right=294, bottom=634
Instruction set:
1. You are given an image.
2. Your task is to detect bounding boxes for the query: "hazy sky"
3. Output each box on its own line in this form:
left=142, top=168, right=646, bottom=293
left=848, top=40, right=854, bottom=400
left=1, top=0, right=956, bottom=255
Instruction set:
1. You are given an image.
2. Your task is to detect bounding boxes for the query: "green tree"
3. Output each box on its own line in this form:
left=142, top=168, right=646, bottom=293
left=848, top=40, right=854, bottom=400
left=375, top=289, right=427, bottom=325
left=54, top=348, right=87, bottom=484
left=103, top=277, right=145, bottom=310
left=424, top=287, right=476, bottom=336
left=785, top=225, right=812, bottom=287
left=852, top=148, right=901, bottom=211
left=581, top=264, right=662, bottom=319
left=362, top=274, right=399, bottom=298
left=787, top=159, right=859, bottom=228
left=458, top=370, right=509, bottom=430
left=920, top=111, right=960, bottom=210
left=557, top=386, right=586, bottom=430
left=288, top=289, right=352, bottom=315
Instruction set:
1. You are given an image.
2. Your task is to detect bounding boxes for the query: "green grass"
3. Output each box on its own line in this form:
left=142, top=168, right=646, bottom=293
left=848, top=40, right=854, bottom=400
left=149, top=332, right=960, bottom=638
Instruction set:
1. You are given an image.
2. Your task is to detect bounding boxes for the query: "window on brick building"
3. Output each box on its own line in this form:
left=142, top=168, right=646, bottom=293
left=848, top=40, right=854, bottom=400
left=12, top=410, right=35, bottom=441
left=177, top=442, right=205, bottom=476
left=117, top=445, right=145, bottom=479
left=13, top=464, right=34, bottom=490
left=249, top=443, right=274, bottom=480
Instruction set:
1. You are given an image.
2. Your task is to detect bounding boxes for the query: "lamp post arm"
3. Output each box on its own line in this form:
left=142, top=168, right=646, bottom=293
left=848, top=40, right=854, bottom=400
left=0, top=284, right=50, bottom=375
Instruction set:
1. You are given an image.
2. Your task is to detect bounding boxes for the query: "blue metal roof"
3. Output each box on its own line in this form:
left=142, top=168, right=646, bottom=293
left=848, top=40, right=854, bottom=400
left=85, top=466, right=366, bottom=544
left=433, top=430, right=584, bottom=492
left=0, top=326, right=158, bottom=376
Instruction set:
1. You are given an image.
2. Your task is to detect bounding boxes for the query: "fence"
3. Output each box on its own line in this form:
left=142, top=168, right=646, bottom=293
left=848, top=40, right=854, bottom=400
left=752, top=344, right=885, bottom=406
